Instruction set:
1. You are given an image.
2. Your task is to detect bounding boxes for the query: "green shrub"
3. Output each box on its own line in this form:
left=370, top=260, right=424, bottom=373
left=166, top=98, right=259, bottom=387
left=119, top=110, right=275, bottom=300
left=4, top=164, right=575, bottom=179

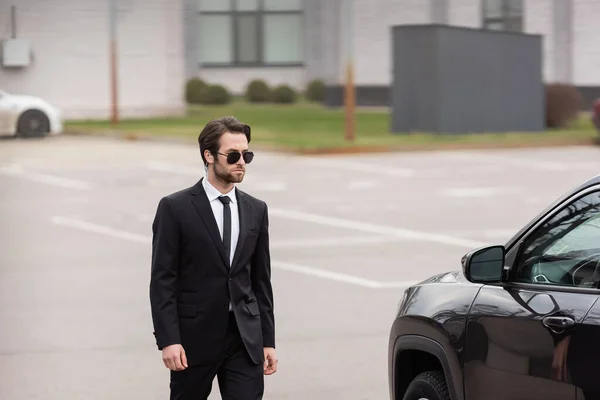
left=272, top=84, right=297, bottom=104
left=246, top=80, right=271, bottom=103
left=305, top=79, right=324, bottom=102
left=545, top=83, right=583, bottom=128
left=185, top=77, right=208, bottom=104
left=204, top=84, right=231, bottom=105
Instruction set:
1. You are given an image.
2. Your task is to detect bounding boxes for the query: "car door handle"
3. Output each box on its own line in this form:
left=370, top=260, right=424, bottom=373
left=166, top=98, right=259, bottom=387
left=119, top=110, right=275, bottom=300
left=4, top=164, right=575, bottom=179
left=542, top=316, right=575, bottom=333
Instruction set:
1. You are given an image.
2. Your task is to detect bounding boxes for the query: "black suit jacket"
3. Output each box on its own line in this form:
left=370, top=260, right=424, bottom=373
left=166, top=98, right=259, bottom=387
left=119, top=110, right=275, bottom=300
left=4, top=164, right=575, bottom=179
left=149, top=178, right=275, bottom=366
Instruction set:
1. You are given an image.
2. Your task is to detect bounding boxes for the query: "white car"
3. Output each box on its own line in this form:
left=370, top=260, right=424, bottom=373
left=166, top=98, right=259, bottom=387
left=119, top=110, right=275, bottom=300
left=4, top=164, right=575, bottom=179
left=0, top=89, right=63, bottom=137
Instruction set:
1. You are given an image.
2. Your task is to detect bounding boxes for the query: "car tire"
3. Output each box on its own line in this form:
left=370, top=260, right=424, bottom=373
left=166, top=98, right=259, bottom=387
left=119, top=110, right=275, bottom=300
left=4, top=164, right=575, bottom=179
left=403, top=371, right=450, bottom=400
left=17, top=109, right=50, bottom=138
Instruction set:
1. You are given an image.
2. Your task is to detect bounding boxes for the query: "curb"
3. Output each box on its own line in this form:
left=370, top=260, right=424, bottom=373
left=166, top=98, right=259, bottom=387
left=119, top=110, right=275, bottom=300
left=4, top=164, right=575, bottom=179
left=63, top=129, right=600, bottom=155
left=293, top=138, right=598, bottom=155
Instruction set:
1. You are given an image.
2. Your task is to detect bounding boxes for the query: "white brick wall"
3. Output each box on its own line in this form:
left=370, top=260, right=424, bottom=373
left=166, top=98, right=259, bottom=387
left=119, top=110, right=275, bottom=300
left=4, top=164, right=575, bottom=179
left=352, top=0, right=431, bottom=85
left=573, top=0, right=600, bottom=86
left=523, top=0, right=554, bottom=83
left=0, top=0, right=186, bottom=119
left=448, top=0, right=481, bottom=28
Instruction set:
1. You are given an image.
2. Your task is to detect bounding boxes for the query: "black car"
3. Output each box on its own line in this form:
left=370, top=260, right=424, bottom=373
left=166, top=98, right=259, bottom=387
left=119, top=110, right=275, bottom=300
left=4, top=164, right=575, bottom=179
left=388, top=174, right=600, bottom=400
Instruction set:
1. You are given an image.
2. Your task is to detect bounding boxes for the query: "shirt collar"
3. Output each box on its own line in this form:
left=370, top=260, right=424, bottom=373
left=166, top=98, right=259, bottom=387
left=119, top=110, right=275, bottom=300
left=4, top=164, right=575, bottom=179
left=202, top=177, right=237, bottom=204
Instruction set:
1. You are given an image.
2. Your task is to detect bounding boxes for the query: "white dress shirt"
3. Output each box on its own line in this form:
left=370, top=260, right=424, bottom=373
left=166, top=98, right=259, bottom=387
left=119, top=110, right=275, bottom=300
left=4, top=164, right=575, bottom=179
left=202, top=177, right=239, bottom=312
left=202, top=177, right=240, bottom=266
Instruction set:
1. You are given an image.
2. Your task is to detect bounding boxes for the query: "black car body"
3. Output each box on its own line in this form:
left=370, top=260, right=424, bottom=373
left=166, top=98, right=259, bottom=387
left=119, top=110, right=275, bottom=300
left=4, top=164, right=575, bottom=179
left=388, top=174, right=600, bottom=400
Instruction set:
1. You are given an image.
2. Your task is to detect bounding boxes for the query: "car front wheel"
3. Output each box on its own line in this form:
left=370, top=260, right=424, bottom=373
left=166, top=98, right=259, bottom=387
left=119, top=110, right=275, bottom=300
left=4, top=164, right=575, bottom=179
left=403, top=371, right=450, bottom=400
left=17, top=109, right=50, bottom=138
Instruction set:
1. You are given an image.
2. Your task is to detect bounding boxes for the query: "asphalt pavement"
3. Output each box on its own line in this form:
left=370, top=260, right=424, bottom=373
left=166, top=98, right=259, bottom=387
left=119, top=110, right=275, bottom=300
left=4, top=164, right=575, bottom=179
left=2, top=135, right=600, bottom=399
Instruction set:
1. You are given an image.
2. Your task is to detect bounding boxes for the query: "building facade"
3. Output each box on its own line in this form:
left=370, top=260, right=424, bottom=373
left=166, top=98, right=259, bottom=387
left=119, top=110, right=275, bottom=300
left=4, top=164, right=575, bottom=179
left=191, top=0, right=599, bottom=108
left=1, top=0, right=598, bottom=119
left=0, top=0, right=186, bottom=119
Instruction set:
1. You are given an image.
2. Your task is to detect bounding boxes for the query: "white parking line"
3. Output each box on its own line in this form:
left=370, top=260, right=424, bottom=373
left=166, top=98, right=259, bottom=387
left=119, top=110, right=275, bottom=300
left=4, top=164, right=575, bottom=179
left=0, top=163, right=94, bottom=190
left=51, top=216, right=150, bottom=243
left=146, top=161, right=200, bottom=176
left=150, top=159, right=416, bottom=179
left=348, top=180, right=377, bottom=190
left=446, top=153, right=600, bottom=171
left=272, top=261, right=420, bottom=289
left=440, top=186, right=522, bottom=198
left=271, top=235, right=406, bottom=249
left=146, top=161, right=287, bottom=192
left=297, top=158, right=416, bottom=178
left=269, top=208, right=487, bottom=249
left=442, top=229, right=517, bottom=240
left=49, top=216, right=422, bottom=289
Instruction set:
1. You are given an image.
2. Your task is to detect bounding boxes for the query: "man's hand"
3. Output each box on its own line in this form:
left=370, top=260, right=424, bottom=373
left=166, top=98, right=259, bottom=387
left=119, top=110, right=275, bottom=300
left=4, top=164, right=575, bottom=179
left=263, top=347, right=278, bottom=375
left=162, top=344, right=188, bottom=371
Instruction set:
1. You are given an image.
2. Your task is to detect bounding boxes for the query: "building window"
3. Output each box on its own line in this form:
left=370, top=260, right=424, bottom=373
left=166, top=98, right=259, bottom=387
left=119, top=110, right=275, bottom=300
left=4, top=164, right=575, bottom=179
left=483, top=0, right=523, bottom=32
left=198, top=0, right=304, bottom=67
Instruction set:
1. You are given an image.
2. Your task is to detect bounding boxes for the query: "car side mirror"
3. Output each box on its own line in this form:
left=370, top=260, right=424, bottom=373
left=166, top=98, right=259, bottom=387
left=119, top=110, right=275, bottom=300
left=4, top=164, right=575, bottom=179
left=462, top=245, right=505, bottom=283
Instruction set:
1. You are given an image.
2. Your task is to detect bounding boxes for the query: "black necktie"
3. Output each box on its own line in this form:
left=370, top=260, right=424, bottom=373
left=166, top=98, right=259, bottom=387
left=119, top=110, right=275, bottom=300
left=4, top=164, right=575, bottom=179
left=218, top=196, right=231, bottom=266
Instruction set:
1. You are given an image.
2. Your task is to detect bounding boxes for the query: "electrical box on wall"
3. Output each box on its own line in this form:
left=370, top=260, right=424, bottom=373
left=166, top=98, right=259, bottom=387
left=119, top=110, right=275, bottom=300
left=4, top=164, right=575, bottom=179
left=1, top=38, right=32, bottom=68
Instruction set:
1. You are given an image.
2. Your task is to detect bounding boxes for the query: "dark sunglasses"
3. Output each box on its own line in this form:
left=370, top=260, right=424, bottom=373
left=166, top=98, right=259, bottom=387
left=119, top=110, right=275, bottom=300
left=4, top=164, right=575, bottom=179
left=217, top=151, right=254, bottom=164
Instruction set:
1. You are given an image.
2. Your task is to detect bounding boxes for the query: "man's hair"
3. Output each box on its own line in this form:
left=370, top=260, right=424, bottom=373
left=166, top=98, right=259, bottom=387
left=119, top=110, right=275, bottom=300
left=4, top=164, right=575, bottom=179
left=197, top=116, right=251, bottom=166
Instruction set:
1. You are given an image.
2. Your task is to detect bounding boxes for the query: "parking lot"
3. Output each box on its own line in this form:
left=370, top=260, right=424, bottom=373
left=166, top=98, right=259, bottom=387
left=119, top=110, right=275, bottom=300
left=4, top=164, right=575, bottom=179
left=2, top=135, right=600, bottom=400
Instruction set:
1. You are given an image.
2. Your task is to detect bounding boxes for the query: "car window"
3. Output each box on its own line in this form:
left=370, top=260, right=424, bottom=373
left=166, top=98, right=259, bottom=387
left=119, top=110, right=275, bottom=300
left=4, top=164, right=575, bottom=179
left=514, top=190, right=600, bottom=289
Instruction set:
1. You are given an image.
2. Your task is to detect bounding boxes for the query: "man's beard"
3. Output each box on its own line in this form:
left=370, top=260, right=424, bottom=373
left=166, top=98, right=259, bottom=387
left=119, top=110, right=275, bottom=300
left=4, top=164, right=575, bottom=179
left=214, top=162, right=245, bottom=184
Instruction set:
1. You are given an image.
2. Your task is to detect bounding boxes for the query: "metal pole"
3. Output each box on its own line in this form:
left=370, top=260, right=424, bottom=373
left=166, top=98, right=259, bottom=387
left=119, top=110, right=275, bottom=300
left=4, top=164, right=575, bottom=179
left=109, top=0, right=119, bottom=126
left=343, top=0, right=355, bottom=142
left=10, top=5, right=16, bottom=38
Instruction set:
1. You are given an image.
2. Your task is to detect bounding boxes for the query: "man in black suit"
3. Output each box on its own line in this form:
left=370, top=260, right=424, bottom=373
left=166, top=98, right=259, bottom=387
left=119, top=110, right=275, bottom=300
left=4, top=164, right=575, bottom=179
left=149, top=116, right=277, bottom=400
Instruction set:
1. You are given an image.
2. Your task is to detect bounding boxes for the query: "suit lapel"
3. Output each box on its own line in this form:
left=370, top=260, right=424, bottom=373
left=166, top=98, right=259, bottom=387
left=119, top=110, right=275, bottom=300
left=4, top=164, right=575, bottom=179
left=190, top=179, right=229, bottom=273
left=230, top=189, right=253, bottom=273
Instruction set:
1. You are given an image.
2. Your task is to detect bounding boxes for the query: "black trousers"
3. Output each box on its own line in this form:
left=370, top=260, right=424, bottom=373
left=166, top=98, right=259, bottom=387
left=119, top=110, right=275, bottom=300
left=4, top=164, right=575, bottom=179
left=170, top=312, right=264, bottom=400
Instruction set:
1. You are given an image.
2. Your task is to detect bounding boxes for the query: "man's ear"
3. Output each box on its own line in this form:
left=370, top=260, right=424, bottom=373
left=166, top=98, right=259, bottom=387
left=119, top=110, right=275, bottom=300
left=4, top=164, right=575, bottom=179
left=204, top=150, right=214, bottom=165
